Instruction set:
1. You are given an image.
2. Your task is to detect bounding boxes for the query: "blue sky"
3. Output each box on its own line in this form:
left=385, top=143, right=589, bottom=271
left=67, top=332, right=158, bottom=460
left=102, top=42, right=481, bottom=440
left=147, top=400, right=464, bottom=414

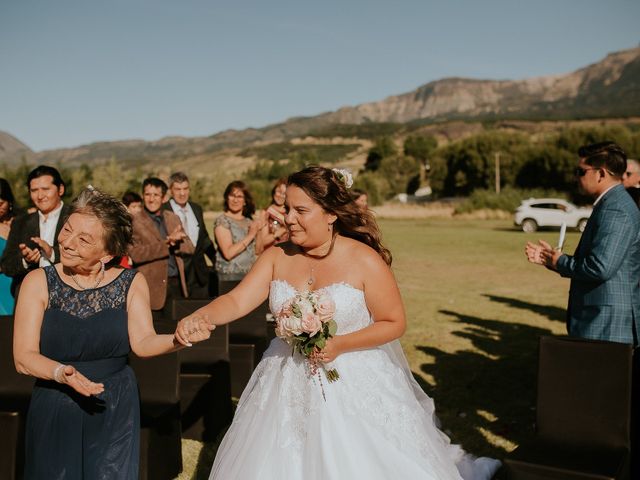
left=1, top=0, right=638, bottom=151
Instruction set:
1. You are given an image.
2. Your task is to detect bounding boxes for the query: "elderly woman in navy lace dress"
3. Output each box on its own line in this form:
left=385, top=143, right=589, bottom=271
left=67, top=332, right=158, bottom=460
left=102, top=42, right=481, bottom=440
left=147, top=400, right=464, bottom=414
left=13, top=188, right=212, bottom=479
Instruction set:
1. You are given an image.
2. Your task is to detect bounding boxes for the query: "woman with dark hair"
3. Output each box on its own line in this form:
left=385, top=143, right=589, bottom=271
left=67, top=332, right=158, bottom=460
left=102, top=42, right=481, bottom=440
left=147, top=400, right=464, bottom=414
left=258, top=178, right=289, bottom=252
left=213, top=181, right=262, bottom=289
left=121, top=190, right=143, bottom=215
left=0, top=178, right=17, bottom=314
left=176, top=166, right=499, bottom=480
left=118, top=191, right=144, bottom=268
left=13, top=188, right=210, bottom=479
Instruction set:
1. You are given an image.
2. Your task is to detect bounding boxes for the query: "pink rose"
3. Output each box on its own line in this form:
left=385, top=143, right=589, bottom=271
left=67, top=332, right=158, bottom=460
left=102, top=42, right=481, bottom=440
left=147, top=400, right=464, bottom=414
left=276, top=298, right=305, bottom=338
left=279, top=299, right=294, bottom=318
left=280, top=313, right=303, bottom=337
left=301, top=311, right=322, bottom=336
left=275, top=300, right=295, bottom=337
left=315, top=293, right=335, bottom=323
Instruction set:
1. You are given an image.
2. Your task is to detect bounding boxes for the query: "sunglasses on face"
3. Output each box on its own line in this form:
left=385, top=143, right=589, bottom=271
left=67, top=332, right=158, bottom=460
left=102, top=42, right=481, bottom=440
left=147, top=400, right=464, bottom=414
left=574, top=167, right=598, bottom=177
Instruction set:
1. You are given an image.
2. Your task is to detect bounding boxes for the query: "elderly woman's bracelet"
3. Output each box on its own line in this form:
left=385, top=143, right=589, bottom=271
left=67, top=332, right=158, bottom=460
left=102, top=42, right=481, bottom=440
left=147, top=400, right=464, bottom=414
left=53, top=363, right=66, bottom=383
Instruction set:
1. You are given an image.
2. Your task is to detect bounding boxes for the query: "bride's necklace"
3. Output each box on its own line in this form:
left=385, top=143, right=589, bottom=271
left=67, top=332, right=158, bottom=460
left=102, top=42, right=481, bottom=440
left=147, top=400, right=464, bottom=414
left=306, top=260, right=316, bottom=286
left=70, top=262, right=105, bottom=290
left=303, top=235, right=336, bottom=286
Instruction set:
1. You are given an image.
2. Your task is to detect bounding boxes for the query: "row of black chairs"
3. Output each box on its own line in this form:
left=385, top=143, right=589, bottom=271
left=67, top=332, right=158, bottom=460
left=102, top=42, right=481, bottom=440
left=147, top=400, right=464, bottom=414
left=0, top=293, right=273, bottom=480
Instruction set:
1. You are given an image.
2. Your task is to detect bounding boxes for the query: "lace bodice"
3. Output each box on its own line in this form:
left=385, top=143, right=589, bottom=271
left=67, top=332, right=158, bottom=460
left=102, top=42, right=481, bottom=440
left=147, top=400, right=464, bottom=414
left=46, top=266, right=136, bottom=319
left=269, top=279, right=372, bottom=334
left=40, top=266, right=135, bottom=365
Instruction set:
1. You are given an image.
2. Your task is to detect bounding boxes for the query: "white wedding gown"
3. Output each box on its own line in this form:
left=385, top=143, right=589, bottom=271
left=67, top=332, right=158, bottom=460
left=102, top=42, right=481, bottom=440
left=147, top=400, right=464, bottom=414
left=210, top=280, right=501, bottom=479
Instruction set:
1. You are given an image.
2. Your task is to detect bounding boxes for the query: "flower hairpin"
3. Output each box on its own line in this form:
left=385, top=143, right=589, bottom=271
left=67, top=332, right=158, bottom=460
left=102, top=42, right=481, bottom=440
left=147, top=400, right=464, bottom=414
left=331, top=168, right=354, bottom=189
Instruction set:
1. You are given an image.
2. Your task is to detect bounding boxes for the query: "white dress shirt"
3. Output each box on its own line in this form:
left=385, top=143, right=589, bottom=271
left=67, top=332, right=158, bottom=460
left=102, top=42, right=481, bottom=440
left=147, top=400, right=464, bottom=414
left=170, top=199, right=199, bottom=246
left=22, top=201, right=64, bottom=268
left=593, top=183, right=619, bottom=206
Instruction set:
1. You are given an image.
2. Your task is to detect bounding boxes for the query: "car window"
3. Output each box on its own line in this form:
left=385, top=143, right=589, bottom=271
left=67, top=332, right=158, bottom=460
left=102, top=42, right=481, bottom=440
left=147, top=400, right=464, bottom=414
left=531, top=203, right=554, bottom=209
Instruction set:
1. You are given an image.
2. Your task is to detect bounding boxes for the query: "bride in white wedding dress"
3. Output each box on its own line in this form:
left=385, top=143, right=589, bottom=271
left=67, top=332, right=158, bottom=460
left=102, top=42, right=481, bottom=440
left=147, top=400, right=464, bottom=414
left=175, top=167, right=501, bottom=480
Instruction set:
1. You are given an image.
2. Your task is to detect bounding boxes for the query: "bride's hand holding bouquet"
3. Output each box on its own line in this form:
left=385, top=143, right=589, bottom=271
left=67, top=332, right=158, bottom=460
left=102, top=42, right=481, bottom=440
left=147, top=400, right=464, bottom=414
left=318, top=336, right=344, bottom=363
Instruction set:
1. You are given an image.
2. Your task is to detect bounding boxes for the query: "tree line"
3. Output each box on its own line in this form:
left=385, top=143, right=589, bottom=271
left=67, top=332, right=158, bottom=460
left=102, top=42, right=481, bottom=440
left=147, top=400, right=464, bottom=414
left=355, top=123, right=640, bottom=206
left=2, top=123, right=639, bottom=212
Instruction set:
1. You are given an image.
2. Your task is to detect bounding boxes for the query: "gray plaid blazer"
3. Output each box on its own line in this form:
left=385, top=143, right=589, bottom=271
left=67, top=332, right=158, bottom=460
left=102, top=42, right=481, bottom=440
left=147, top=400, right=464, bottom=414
left=556, top=184, right=640, bottom=345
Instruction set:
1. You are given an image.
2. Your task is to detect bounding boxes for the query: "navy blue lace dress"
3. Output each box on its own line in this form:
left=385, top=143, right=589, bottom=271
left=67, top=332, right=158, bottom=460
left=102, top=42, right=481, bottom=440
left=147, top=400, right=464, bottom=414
left=25, top=266, right=140, bottom=479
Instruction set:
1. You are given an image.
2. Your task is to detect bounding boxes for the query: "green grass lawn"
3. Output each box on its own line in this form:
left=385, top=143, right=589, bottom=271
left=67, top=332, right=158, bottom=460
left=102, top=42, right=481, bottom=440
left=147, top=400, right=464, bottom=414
left=177, top=218, right=575, bottom=478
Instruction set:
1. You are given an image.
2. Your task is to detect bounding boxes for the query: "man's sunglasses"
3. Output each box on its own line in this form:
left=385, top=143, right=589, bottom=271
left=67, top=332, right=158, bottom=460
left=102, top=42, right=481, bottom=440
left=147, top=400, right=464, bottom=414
left=574, top=167, right=598, bottom=177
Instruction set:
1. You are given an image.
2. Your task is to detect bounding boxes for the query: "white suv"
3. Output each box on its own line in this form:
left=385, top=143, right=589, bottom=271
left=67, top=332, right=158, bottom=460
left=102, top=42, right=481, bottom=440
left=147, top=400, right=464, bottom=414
left=514, top=198, right=592, bottom=233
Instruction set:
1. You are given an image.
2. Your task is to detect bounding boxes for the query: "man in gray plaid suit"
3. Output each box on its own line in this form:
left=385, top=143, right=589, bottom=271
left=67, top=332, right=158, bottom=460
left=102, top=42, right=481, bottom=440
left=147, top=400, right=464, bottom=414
left=526, top=141, right=640, bottom=346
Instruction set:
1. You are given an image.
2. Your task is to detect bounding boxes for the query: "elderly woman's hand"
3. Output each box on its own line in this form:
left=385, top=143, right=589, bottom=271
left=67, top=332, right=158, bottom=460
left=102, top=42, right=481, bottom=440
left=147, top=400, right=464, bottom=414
left=55, top=365, right=105, bottom=397
left=174, top=313, right=216, bottom=347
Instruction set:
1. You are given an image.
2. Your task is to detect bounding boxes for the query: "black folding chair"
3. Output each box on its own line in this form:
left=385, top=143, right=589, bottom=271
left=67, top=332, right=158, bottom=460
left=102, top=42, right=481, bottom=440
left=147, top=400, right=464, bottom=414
left=210, top=283, right=272, bottom=397
left=0, top=315, right=34, bottom=480
left=503, top=335, right=633, bottom=480
left=130, top=351, right=182, bottom=480
left=171, top=299, right=232, bottom=441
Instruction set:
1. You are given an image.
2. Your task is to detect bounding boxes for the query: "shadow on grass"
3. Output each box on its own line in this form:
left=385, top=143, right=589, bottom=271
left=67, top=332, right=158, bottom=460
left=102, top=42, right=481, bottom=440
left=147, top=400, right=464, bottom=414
left=492, top=226, right=525, bottom=233
left=183, top=408, right=233, bottom=479
left=190, top=440, right=219, bottom=480
left=492, top=226, right=566, bottom=233
left=415, top=309, right=556, bottom=459
left=483, top=294, right=566, bottom=324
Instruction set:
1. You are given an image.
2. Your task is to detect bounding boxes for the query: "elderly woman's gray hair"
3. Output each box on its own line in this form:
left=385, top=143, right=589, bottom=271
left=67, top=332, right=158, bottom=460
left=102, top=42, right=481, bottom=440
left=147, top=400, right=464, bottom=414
left=71, top=188, right=133, bottom=257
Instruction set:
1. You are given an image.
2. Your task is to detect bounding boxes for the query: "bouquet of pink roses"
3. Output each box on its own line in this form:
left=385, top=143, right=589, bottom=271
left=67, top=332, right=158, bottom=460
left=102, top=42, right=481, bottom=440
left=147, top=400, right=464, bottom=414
left=275, top=289, right=340, bottom=382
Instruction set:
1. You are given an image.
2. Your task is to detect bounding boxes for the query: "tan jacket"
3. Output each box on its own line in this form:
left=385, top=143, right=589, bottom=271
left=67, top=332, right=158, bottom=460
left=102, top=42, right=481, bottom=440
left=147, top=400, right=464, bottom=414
left=129, top=210, right=195, bottom=310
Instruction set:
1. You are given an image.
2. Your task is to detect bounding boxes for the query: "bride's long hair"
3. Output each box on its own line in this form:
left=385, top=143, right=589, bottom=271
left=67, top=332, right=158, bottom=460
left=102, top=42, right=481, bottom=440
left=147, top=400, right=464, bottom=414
left=287, top=166, right=392, bottom=265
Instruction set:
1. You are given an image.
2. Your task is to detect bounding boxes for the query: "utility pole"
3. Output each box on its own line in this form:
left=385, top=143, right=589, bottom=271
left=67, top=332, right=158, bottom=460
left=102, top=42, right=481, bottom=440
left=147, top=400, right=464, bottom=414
left=495, top=152, right=501, bottom=194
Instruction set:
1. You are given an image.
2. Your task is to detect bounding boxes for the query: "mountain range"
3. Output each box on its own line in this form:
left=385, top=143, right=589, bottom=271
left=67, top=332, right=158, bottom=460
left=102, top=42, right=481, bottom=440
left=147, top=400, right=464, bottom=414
left=1, top=46, right=639, bottom=170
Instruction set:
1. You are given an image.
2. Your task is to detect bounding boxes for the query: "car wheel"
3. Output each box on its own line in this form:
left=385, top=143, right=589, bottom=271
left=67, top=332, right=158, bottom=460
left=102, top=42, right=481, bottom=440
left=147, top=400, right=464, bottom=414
left=577, top=218, right=588, bottom=232
left=521, top=219, right=538, bottom=233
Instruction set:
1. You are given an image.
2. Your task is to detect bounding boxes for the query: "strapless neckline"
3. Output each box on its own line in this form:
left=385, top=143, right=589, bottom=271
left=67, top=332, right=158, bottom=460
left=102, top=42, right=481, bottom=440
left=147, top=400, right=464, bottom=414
left=270, top=278, right=364, bottom=296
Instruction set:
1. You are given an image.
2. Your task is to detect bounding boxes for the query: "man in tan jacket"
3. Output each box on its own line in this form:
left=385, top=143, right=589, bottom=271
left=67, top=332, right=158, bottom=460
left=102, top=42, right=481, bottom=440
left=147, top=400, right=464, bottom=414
left=129, top=177, right=194, bottom=318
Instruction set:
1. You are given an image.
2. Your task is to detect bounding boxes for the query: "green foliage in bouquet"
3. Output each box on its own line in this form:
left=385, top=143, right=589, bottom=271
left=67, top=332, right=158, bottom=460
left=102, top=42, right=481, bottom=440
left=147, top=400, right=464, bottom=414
left=292, top=319, right=338, bottom=357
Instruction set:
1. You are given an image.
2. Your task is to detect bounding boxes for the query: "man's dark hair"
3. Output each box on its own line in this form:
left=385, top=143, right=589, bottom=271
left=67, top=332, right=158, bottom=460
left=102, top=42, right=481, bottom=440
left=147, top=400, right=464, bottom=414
left=579, top=141, right=627, bottom=179
left=26, top=165, right=65, bottom=189
left=142, top=177, right=168, bottom=195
